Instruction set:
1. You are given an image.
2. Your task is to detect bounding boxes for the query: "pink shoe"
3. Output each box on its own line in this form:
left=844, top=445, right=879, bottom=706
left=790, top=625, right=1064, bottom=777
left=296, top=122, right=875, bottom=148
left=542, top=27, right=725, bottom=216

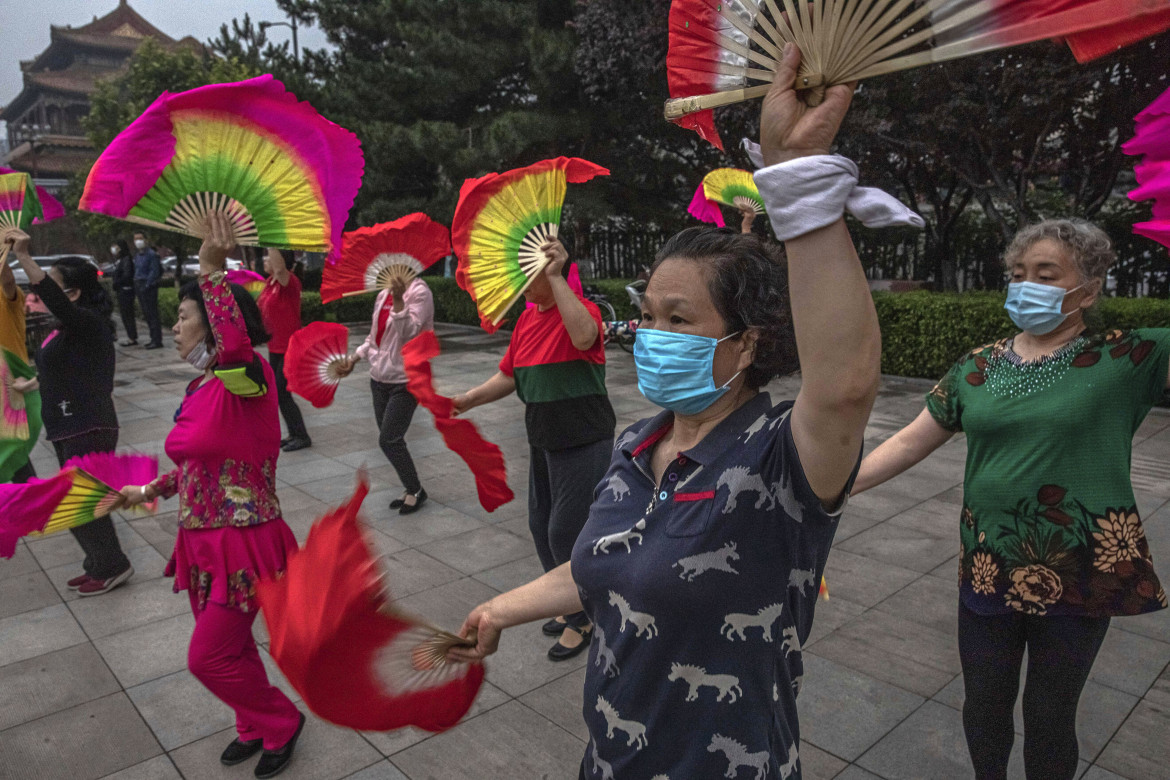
left=66, top=574, right=92, bottom=590
left=77, top=567, right=134, bottom=596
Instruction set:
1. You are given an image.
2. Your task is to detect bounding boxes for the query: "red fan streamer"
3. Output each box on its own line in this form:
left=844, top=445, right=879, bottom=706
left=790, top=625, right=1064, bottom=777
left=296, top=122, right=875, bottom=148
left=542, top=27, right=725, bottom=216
left=257, top=477, right=485, bottom=732
left=401, top=331, right=514, bottom=512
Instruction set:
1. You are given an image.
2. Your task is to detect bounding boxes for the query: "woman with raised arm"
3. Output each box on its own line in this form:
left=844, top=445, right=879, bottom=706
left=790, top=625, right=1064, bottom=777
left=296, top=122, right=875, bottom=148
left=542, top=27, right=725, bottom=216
left=851, top=219, right=1169, bottom=780
left=119, top=215, right=305, bottom=779
left=446, top=44, right=897, bottom=778
left=5, top=227, right=132, bottom=594
left=257, top=248, right=311, bottom=452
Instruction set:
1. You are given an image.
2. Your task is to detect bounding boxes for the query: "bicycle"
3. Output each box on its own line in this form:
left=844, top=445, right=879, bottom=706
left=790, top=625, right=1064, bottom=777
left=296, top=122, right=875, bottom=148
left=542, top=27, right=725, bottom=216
left=585, top=285, right=640, bottom=353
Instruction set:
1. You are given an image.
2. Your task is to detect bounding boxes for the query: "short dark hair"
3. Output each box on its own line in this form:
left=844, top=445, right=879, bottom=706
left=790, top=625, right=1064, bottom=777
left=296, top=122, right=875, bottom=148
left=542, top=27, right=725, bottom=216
left=179, top=280, right=271, bottom=349
left=52, top=256, right=114, bottom=325
left=651, top=227, right=798, bottom=388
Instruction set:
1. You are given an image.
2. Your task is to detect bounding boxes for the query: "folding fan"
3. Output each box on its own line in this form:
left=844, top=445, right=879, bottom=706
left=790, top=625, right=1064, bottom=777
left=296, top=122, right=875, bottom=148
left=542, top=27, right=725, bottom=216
left=688, top=183, right=727, bottom=226
left=703, top=168, right=765, bottom=215
left=257, top=477, right=485, bottom=732
left=322, top=213, right=450, bottom=303
left=665, top=0, right=1170, bottom=149
left=284, top=322, right=351, bottom=408
left=402, top=331, right=514, bottom=513
left=0, top=472, right=73, bottom=558
left=0, top=167, right=64, bottom=224
left=78, top=75, right=364, bottom=262
left=452, top=157, right=609, bottom=332
left=1124, top=86, right=1170, bottom=248
left=0, top=172, right=43, bottom=236
left=226, top=268, right=267, bottom=299
left=0, top=349, right=42, bottom=484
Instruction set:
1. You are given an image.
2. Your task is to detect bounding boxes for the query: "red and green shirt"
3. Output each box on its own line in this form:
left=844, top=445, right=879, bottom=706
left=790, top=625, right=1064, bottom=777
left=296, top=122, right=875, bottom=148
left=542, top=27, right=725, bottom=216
left=499, top=298, right=615, bottom=451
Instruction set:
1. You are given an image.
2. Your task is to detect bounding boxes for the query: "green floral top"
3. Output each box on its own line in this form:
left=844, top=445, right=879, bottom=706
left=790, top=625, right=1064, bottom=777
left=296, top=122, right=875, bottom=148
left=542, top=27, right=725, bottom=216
left=926, top=328, right=1170, bottom=617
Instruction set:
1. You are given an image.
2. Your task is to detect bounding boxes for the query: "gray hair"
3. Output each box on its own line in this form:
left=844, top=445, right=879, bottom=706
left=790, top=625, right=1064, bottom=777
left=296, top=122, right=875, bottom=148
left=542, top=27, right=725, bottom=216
left=1003, top=219, right=1115, bottom=286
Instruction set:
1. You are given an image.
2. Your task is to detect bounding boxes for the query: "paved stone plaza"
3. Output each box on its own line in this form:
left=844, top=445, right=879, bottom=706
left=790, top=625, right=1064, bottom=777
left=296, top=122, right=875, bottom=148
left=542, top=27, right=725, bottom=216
left=1, top=321, right=1168, bottom=780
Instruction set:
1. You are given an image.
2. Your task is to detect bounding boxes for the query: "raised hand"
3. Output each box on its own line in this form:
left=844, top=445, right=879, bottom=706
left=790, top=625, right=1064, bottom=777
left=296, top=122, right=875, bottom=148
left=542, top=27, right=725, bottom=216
left=2, top=227, right=31, bottom=256
left=540, top=239, right=569, bottom=279
left=199, top=212, right=236, bottom=273
left=760, top=43, right=855, bottom=167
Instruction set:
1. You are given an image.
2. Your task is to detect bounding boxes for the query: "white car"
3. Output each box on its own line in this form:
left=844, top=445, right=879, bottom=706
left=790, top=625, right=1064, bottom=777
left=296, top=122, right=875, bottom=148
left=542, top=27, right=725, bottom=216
left=8, top=255, right=101, bottom=288
left=161, top=255, right=243, bottom=281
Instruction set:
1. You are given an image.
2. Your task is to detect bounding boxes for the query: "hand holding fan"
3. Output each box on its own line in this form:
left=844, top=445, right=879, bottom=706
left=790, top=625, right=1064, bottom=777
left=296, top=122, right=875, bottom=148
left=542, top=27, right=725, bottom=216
left=0, top=167, right=64, bottom=224
left=666, top=0, right=1170, bottom=149
left=257, top=476, right=485, bottom=732
left=1124, top=86, right=1170, bottom=248
left=79, top=75, right=364, bottom=261
left=322, top=213, right=450, bottom=303
left=0, top=349, right=41, bottom=484
left=226, top=269, right=267, bottom=299
left=452, top=157, right=609, bottom=332
left=284, top=322, right=351, bottom=408
left=0, top=172, right=43, bottom=264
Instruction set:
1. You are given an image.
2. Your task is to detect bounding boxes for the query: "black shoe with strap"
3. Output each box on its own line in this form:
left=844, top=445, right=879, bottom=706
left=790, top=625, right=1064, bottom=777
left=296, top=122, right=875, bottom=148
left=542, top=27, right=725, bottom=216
left=254, top=712, right=305, bottom=779
left=541, top=617, right=566, bottom=637
left=398, top=488, right=428, bottom=515
left=220, top=737, right=263, bottom=766
left=548, top=624, right=592, bottom=661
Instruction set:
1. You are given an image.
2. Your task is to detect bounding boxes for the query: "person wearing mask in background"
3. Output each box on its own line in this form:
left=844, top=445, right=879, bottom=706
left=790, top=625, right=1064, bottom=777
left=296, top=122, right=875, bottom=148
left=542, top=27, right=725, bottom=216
left=111, top=239, right=137, bottom=346
left=5, top=226, right=133, bottom=595
left=133, top=231, right=164, bottom=349
left=257, top=248, right=311, bottom=453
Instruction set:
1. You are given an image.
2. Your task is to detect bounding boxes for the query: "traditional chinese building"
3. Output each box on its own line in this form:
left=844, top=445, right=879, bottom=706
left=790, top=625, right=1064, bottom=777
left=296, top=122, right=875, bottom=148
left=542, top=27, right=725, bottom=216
left=1, top=0, right=199, bottom=191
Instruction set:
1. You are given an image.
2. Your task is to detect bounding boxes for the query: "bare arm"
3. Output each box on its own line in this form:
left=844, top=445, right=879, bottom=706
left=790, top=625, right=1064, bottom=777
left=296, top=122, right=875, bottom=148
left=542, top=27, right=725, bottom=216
left=447, top=562, right=582, bottom=663
left=852, top=408, right=955, bottom=495
left=760, top=45, right=880, bottom=505
left=268, top=249, right=291, bottom=287
left=1, top=256, right=15, bottom=300
left=543, top=240, right=598, bottom=352
left=452, top=371, right=516, bottom=415
left=4, top=228, right=44, bottom=286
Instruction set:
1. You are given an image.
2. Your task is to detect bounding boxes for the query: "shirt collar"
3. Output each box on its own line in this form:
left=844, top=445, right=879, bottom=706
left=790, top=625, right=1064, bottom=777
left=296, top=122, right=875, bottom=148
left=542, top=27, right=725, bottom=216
left=622, top=391, right=773, bottom=466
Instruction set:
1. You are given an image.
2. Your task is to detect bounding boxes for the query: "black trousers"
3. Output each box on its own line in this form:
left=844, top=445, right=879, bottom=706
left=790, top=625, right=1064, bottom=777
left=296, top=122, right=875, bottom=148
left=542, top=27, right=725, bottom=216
left=371, top=379, right=421, bottom=494
left=12, top=459, right=36, bottom=483
left=135, top=280, right=162, bottom=346
left=959, top=602, right=1110, bottom=780
left=52, top=429, right=131, bottom=579
left=529, top=438, right=613, bottom=628
left=116, top=288, right=137, bottom=342
left=267, top=352, right=308, bottom=440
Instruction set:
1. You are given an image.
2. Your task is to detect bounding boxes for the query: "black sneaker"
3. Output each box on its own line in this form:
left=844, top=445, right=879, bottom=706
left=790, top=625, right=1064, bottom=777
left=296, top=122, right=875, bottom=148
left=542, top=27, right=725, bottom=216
left=281, top=437, right=312, bottom=453
left=254, top=712, right=305, bottom=779
left=143, top=342, right=163, bottom=350
left=220, top=737, right=263, bottom=766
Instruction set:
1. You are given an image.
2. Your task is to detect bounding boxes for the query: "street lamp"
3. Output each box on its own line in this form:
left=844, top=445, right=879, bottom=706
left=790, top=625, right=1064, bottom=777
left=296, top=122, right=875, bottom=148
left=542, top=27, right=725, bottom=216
left=18, top=123, right=46, bottom=182
left=259, top=19, right=299, bottom=63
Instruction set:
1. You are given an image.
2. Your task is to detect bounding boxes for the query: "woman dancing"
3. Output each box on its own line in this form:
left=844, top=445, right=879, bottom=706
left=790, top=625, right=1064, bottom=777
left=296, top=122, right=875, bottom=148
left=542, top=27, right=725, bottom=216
left=257, top=248, right=311, bottom=452
left=448, top=44, right=885, bottom=777
left=852, top=220, right=1168, bottom=779
left=120, top=215, right=304, bottom=779
left=6, top=227, right=132, bottom=594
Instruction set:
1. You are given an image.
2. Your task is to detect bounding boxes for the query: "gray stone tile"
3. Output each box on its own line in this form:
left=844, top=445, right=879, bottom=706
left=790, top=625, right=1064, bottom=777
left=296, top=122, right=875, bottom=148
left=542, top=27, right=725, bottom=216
left=798, top=740, right=848, bottom=780
left=1074, top=681, right=1138, bottom=763
left=822, top=549, right=920, bottom=608
left=97, top=755, right=182, bottom=779
left=0, top=643, right=121, bottom=732
left=126, top=669, right=235, bottom=750
left=0, top=544, right=41, bottom=581
left=797, top=652, right=925, bottom=762
left=23, top=521, right=149, bottom=571
left=93, top=612, right=196, bottom=687
left=417, top=527, right=534, bottom=576
left=837, top=519, right=958, bottom=575
left=833, top=767, right=884, bottom=780
left=376, top=548, right=465, bottom=599
left=0, top=569, right=61, bottom=620
left=44, top=543, right=167, bottom=603
left=518, top=666, right=588, bottom=741
left=1090, top=626, right=1170, bottom=698
left=169, top=716, right=382, bottom=780
left=392, top=577, right=499, bottom=639
left=872, top=574, right=959, bottom=637
left=275, top=457, right=356, bottom=487
left=805, top=595, right=867, bottom=648
left=1080, top=766, right=1128, bottom=780
left=0, top=602, right=87, bottom=667
left=0, top=693, right=162, bottom=780
left=66, top=578, right=188, bottom=640
left=358, top=682, right=511, bottom=758
left=342, top=761, right=409, bottom=780
left=472, top=554, right=546, bottom=593
left=1095, top=698, right=1170, bottom=779
left=390, top=701, right=584, bottom=780
left=379, top=505, right=485, bottom=547
left=857, top=699, right=972, bottom=778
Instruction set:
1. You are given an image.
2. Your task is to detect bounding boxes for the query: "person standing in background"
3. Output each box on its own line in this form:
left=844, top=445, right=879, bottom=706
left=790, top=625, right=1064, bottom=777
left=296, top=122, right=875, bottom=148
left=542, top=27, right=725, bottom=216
left=257, top=248, right=311, bottom=453
left=111, top=239, right=137, bottom=346
left=133, top=231, right=163, bottom=349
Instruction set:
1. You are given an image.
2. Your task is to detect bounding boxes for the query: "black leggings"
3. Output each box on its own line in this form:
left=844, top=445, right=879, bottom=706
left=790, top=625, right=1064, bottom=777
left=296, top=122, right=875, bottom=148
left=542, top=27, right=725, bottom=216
left=52, top=429, right=131, bottom=579
left=958, top=602, right=1110, bottom=780
left=371, top=379, right=421, bottom=494
left=267, top=352, right=308, bottom=440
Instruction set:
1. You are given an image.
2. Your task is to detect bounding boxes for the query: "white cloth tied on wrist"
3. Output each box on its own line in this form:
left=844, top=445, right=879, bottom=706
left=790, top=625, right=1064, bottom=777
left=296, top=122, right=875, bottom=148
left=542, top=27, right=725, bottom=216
left=742, top=138, right=924, bottom=242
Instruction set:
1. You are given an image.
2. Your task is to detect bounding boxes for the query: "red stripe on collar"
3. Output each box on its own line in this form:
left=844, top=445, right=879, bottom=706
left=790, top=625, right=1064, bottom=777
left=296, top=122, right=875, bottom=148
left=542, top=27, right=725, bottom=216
left=631, top=421, right=673, bottom=457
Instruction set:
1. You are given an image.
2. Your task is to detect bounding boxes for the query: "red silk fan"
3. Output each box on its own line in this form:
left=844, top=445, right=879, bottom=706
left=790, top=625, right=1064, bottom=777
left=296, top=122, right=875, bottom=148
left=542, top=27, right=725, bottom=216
left=321, top=213, right=450, bottom=303
left=666, top=0, right=1170, bottom=149
left=402, top=331, right=514, bottom=513
left=257, top=477, right=485, bottom=732
left=284, top=322, right=351, bottom=408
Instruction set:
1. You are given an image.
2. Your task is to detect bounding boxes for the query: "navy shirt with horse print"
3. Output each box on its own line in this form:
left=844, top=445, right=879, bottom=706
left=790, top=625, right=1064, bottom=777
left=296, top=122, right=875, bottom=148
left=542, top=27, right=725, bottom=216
left=571, top=392, right=855, bottom=780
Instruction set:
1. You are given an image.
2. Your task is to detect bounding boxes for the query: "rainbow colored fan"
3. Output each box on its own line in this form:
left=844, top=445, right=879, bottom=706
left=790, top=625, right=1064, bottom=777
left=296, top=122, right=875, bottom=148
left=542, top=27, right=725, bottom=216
left=79, top=75, right=364, bottom=261
left=0, top=349, right=41, bottom=484
left=452, top=157, right=609, bottom=332
left=702, top=168, right=763, bottom=216
left=0, top=172, right=43, bottom=233
left=227, top=269, right=267, bottom=299
left=0, top=167, right=64, bottom=224
left=322, top=213, right=450, bottom=303
left=665, top=0, right=1170, bottom=149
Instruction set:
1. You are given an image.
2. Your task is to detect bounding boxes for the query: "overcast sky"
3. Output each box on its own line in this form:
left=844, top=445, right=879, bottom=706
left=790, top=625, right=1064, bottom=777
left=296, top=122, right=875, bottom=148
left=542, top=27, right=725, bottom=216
left=0, top=0, right=331, bottom=108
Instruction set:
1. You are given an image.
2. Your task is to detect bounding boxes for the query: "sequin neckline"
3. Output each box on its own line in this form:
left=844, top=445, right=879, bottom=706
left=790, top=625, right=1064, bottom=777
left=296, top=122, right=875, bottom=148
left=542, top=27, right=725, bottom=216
left=984, top=335, right=1087, bottom=399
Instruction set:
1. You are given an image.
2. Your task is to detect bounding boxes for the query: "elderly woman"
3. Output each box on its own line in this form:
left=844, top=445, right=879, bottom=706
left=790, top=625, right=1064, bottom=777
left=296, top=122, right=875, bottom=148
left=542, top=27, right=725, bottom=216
left=851, top=219, right=1169, bottom=779
left=120, top=215, right=304, bottom=779
left=448, top=45, right=883, bottom=777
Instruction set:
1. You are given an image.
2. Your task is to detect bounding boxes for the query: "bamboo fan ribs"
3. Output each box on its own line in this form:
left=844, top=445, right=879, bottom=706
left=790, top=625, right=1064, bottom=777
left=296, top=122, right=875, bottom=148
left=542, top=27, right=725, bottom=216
left=666, top=0, right=1170, bottom=148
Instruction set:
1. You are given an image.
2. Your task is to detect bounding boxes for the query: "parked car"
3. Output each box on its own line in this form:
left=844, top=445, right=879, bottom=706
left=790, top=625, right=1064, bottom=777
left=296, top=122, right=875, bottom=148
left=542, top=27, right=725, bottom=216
left=8, top=255, right=100, bottom=289
left=161, top=255, right=242, bottom=282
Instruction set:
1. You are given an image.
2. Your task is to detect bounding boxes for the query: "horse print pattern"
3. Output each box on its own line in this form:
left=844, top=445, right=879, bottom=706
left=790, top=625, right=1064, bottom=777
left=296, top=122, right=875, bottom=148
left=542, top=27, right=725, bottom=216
left=668, top=662, right=743, bottom=703
left=601, top=474, right=631, bottom=503
left=707, top=733, right=771, bottom=779
left=673, top=541, right=740, bottom=581
left=593, top=519, right=645, bottom=554
left=717, top=466, right=776, bottom=514
left=590, top=739, right=615, bottom=780
left=608, top=590, right=658, bottom=638
left=596, top=695, right=648, bottom=749
left=788, top=568, right=816, bottom=593
left=780, top=625, right=801, bottom=657
left=721, top=603, right=784, bottom=642
left=593, top=625, right=620, bottom=678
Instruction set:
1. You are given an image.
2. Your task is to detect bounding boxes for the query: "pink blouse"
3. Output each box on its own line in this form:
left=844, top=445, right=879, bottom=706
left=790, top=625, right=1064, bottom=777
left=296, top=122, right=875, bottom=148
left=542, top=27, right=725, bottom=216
left=155, top=274, right=283, bottom=530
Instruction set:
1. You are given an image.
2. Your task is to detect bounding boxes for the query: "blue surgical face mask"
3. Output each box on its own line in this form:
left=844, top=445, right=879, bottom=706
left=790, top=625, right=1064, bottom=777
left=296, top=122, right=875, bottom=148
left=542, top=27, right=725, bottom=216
left=634, top=328, right=742, bottom=415
left=1004, top=281, right=1086, bottom=336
